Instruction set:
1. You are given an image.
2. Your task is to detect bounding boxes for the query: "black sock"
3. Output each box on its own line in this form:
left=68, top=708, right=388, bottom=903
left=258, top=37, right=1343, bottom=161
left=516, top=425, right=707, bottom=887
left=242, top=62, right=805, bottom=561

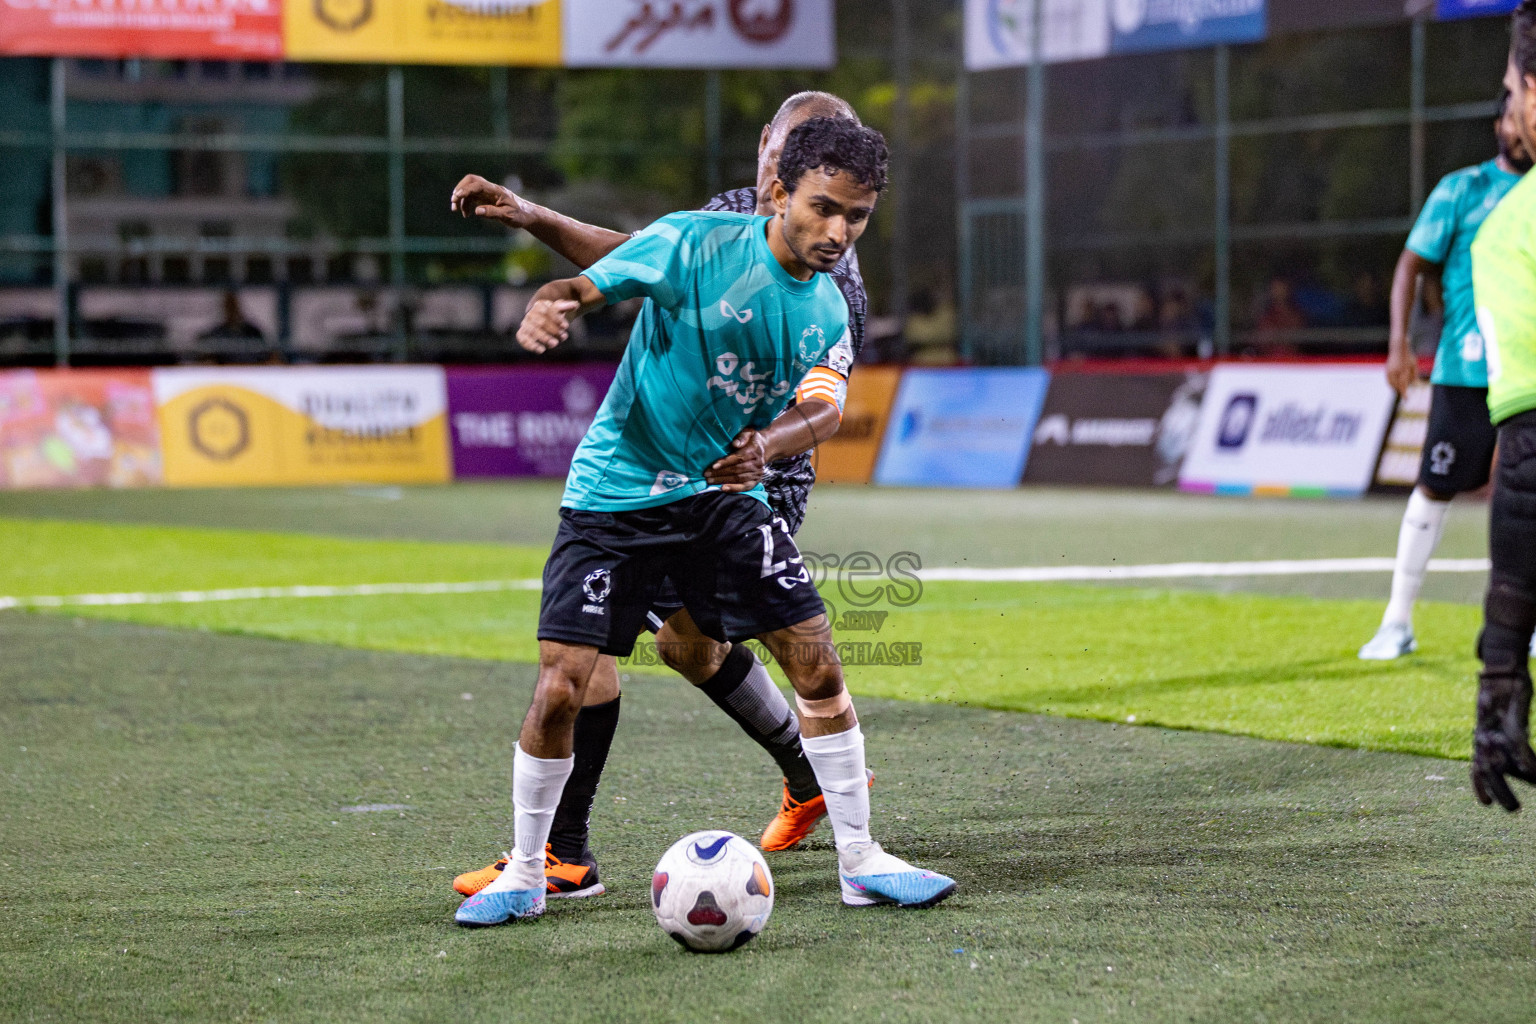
left=547, top=695, right=621, bottom=862
left=698, top=644, right=821, bottom=802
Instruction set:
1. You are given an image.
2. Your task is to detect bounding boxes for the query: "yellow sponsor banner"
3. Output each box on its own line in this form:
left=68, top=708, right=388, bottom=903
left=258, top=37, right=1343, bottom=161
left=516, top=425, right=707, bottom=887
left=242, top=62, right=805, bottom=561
left=285, top=0, right=562, bottom=66
left=152, top=366, right=451, bottom=487
left=812, top=366, right=903, bottom=484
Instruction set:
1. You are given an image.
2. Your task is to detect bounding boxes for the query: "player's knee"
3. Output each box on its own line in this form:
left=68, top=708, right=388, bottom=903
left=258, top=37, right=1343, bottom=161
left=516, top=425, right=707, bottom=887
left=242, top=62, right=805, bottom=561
left=791, top=658, right=844, bottom=703
left=533, top=663, right=589, bottom=722
left=655, top=623, right=721, bottom=678
left=1419, top=486, right=1457, bottom=503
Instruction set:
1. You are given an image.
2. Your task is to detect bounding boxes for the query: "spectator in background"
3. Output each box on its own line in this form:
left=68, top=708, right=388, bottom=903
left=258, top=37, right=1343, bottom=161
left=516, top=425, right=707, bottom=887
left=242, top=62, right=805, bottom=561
left=1342, top=271, right=1389, bottom=328
left=1158, top=286, right=1201, bottom=357
left=1128, top=286, right=1158, bottom=332
left=197, top=290, right=272, bottom=364
left=1256, top=277, right=1307, bottom=347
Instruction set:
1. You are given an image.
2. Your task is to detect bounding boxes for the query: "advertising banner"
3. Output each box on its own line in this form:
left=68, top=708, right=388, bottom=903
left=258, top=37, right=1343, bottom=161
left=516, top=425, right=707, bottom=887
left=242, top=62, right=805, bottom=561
left=964, top=0, right=1263, bottom=70
left=1177, top=364, right=1396, bottom=497
left=1022, top=370, right=1207, bottom=487
left=0, top=1, right=283, bottom=59
left=1436, top=0, right=1518, bottom=20
left=874, top=367, right=1050, bottom=488
left=153, top=366, right=450, bottom=487
left=563, top=0, right=834, bottom=68
left=1110, top=0, right=1265, bottom=54
left=446, top=364, right=616, bottom=478
left=811, top=365, right=902, bottom=485
left=0, top=369, right=162, bottom=489
left=284, top=0, right=562, bottom=66
left=1373, top=381, right=1430, bottom=490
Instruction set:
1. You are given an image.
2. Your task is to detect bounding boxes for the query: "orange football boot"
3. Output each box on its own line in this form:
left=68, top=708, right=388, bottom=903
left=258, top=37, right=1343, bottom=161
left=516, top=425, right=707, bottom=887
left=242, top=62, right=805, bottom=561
left=759, top=770, right=874, bottom=852
left=452, top=846, right=605, bottom=899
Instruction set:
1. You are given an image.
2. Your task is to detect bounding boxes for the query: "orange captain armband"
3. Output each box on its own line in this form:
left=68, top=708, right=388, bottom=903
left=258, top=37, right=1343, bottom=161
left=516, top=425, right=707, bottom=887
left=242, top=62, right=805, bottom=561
left=794, top=366, right=848, bottom=420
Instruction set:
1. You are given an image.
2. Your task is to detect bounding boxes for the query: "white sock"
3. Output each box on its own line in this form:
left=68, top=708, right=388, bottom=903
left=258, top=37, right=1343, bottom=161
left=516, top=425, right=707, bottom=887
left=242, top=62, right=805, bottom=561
left=485, top=743, right=573, bottom=893
left=1382, top=491, right=1450, bottom=628
left=800, top=724, right=872, bottom=853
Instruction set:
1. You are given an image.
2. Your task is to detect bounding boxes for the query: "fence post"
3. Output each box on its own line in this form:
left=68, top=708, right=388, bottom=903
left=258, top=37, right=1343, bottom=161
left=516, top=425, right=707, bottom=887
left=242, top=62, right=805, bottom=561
left=51, top=56, right=69, bottom=368
left=705, top=69, right=722, bottom=200
left=956, top=69, right=972, bottom=362
left=1214, top=44, right=1231, bottom=358
left=388, top=66, right=407, bottom=362
left=1410, top=18, right=1426, bottom=213
left=1023, top=0, right=1046, bottom=366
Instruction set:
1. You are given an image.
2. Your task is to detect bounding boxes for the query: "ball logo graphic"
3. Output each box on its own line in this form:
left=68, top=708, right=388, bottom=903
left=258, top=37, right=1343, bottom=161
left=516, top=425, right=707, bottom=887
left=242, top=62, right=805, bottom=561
left=687, top=834, right=732, bottom=865
left=188, top=397, right=250, bottom=462
left=728, top=0, right=794, bottom=44
left=582, top=568, right=612, bottom=604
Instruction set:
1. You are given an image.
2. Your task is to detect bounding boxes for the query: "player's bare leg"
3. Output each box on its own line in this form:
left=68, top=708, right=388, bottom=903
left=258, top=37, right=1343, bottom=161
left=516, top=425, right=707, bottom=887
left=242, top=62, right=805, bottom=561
left=454, top=653, right=616, bottom=900
left=455, top=641, right=600, bottom=926
left=656, top=609, right=837, bottom=849
left=756, top=616, right=955, bottom=908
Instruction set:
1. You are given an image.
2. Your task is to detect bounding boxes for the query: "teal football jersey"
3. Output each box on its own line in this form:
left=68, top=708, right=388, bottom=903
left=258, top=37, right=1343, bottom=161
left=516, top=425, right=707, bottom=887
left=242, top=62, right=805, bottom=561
left=1407, top=159, right=1522, bottom=387
left=563, top=211, right=851, bottom=512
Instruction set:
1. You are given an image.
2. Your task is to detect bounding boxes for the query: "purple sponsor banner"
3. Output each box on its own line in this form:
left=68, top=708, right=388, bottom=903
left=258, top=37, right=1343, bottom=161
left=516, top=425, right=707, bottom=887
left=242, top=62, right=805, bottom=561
left=447, top=365, right=617, bottom=478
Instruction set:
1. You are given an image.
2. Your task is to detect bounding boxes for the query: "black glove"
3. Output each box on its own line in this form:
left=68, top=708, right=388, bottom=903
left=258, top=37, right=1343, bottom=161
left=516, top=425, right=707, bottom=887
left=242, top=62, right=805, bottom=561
left=1472, top=670, right=1536, bottom=812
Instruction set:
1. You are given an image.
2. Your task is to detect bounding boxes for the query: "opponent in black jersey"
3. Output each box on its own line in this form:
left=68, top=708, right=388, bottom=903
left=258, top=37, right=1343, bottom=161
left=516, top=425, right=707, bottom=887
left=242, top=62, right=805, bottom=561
left=447, top=92, right=870, bottom=899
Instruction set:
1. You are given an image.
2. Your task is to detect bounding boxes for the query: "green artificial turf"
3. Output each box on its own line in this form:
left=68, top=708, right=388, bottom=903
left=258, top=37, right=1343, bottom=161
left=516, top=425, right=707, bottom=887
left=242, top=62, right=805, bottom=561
left=0, top=515, right=1484, bottom=759
left=4, top=613, right=1536, bottom=1024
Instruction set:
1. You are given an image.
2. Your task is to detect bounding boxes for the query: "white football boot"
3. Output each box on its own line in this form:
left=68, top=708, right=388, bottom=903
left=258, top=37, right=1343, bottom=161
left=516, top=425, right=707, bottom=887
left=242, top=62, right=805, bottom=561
left=1358, top=622, right=1417, bottom=661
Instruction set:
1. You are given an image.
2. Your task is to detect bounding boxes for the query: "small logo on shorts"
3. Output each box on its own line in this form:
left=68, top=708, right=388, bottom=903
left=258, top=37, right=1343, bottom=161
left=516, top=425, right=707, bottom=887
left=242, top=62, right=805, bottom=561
left=1429, top=441, right=1456, bottom=477
left=582, top=569, right=612, bottom=613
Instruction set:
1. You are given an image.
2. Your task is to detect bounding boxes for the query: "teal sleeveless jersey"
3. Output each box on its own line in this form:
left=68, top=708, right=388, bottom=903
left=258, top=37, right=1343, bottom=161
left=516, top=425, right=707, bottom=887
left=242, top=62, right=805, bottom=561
left=1406, top=159, right=1522, bottom=387
left=562, top=211, right=850, bottom=512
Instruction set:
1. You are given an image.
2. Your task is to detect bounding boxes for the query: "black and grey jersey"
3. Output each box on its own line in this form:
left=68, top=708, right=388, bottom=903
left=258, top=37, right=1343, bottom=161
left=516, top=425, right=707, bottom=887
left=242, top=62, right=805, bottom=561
left=698, top=187, right=869, bottom=534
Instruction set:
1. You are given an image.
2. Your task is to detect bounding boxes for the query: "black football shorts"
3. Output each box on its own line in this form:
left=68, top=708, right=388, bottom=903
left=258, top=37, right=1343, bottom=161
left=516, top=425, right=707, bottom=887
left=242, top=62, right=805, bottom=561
left=538, top=493, right=827, bottom=656
left=1418, top=384, right=1497, bottom=497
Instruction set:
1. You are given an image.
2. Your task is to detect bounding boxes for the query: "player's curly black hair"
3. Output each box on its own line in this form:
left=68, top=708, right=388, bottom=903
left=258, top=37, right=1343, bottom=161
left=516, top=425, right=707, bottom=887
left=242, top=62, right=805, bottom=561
left=777, top=117, right=890, bottom=196
left=1515, top=0, right=1536, bottom=78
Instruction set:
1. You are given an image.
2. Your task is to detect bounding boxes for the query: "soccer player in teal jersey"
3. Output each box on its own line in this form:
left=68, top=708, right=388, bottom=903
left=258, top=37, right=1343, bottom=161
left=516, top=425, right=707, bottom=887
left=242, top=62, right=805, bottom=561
left=455, top=118, right=955, bottom=926
left=1359, top=91, right=1531, bottom=661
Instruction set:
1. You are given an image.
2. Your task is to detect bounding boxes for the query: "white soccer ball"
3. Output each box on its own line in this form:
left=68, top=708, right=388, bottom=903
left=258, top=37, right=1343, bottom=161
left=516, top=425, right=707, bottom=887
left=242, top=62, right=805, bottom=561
left=651, top=830, right=774, bottom=953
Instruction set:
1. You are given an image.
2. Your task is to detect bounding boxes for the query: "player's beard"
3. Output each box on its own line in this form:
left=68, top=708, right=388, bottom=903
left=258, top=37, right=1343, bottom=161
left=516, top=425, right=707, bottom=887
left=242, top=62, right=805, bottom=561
left=1501, top=133, right=1534, bottom=173
left=782, top=214, right=843, bottom=275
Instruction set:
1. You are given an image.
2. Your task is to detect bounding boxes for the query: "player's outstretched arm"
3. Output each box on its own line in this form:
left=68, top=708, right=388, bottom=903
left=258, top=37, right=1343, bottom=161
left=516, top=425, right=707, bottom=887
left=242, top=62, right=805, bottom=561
left=705, top=397, right=842, bottom=492
left=1385, top=248, right=1437, bottom=397
left=450, top=174, right=629, bottom=270
left=517, top=276, right=606, bottom=354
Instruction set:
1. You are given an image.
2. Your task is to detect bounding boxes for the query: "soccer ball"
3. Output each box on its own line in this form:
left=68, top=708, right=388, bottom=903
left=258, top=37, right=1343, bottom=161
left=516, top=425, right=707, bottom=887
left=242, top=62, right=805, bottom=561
left=651, top=830, right=774, bottom=953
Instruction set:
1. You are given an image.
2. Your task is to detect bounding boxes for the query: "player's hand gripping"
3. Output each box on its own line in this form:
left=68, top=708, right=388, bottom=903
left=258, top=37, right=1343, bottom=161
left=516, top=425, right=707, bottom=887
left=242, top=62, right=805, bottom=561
left=1384, top=346, right=1420, bottom=398
left=1471, top=671, right=1536, bottom=812
left=705, top=429, right=769, bottom=492
left=450, top=174, right=538, bottom=229
left=517, top=299, right=579, bottom=353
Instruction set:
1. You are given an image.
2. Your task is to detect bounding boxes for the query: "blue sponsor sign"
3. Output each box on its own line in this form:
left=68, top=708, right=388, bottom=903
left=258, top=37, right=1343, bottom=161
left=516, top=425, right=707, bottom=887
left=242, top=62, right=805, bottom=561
left=1110, top=0, right=1265, bottom=55
left=1436, top=0, right=1518, bottom=20
left=874, top=368, right=1050, bottom=488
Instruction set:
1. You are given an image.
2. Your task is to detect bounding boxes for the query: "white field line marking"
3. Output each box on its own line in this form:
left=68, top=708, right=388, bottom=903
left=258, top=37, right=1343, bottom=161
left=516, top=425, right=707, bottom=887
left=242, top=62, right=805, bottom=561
left=0, top=579, right=542, bottom=611
left=0, top=557, right=1492, bottom=611
left=917, top=557, right=1490, bottom=583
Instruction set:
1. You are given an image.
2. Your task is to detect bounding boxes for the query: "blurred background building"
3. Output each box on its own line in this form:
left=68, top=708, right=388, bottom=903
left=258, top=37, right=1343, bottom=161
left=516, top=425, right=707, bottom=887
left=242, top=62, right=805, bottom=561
left=0, top=0, right=1519, bottom=368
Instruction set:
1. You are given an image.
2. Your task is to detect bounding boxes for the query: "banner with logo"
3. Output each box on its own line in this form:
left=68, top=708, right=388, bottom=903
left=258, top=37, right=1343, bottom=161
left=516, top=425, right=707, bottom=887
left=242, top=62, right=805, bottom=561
left=284, top=0, right=562, bottom=65
left=1178, top=364, right=1396, bottom=497
left=1023, top=370, right=1207, bottom=487
left=563, top=0, right=833, bottom=68
left=1372, top=381, right=1430, bottom=491
left=152, top=366, right=450, bottom=487
left=809, top=365, right=902, bottom=485
left=1436, top=0, right=1518, bottom=20
left=0, top=1, right=283, bottom=59
left=964, top=0, right=1264, bottom=70
left=874, top=368, right=1050, bottom=488
left=446, top=364, right=615, bottom=478
left=0, top=369, right=163, bottom=489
